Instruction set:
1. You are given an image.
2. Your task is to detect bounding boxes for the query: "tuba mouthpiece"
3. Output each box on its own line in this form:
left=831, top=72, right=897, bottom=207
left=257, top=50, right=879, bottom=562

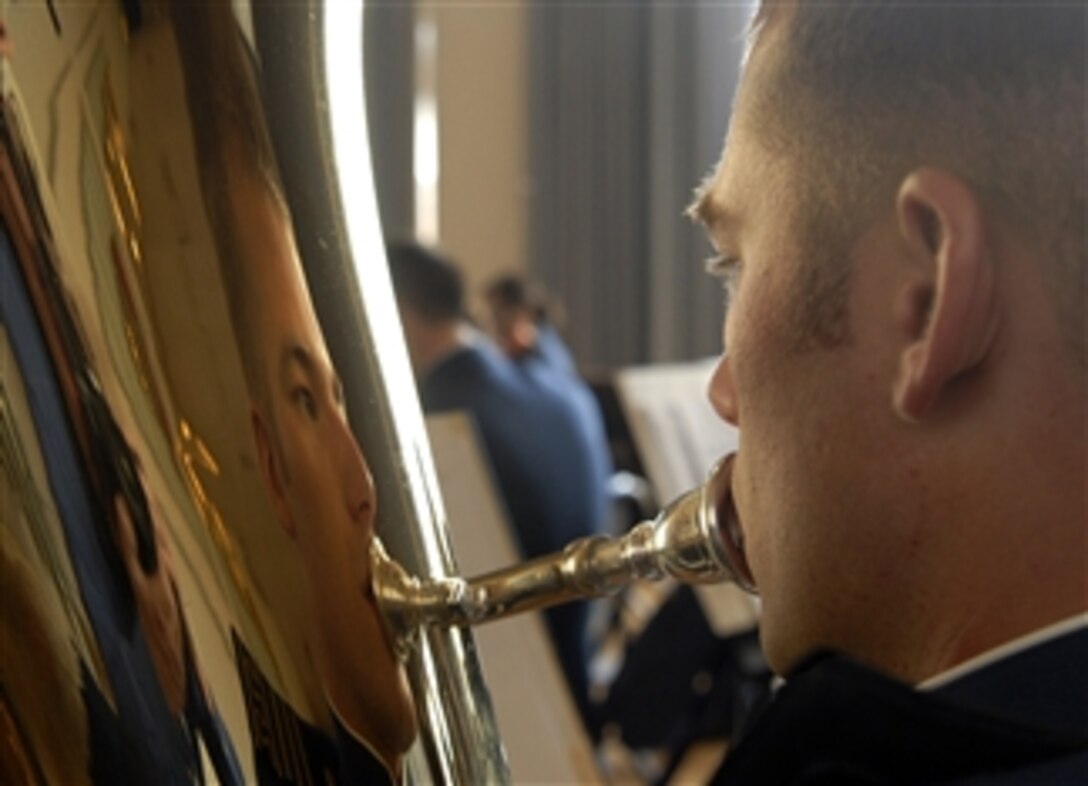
left=371, top=454, right=755, bottom=661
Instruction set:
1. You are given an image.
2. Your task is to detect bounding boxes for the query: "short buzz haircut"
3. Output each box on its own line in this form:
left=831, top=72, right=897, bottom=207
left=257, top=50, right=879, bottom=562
left=386, top=242, right=466, bottom=325
left=743, top=0, right=1086, bottom=359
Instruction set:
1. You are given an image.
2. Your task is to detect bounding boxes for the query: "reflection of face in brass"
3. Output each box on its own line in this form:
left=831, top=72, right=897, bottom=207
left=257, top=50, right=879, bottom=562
left=167, top=0, right=417, bottom=767
left=226, top=166, right=416, bottom=768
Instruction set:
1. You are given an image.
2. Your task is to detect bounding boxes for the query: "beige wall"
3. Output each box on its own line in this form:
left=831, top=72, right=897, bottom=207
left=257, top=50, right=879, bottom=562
left=433, top=2, right=529, bottom=314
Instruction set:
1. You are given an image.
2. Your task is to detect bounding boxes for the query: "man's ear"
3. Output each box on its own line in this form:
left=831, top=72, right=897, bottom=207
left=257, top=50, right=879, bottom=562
left=892, top=168, right=1000, bottom=422
left=252, top=409, right=296, bottom=538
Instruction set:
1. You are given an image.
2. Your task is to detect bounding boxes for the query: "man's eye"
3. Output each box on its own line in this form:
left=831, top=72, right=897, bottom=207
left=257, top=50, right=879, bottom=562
left=292, top=387, right=318, bottom=419
left=332, top=381, right=348, bottom=418
left=705, top=254, right=743, bottom=298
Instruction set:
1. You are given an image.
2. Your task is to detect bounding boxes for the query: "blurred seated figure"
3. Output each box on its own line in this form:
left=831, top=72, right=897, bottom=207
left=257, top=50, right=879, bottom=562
left=482, top=273, right=655, bottom=532
left=486, top=278, right=629, bottom=532
left=482, top=272, right=576, bottom=375
left=387, top=242, right=613, bottom=732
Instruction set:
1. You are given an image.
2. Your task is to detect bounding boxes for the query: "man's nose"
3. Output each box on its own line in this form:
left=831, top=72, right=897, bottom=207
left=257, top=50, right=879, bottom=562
left=708, top=353, right=740, bottom=427
left=335, top=416, right=376, bottom=525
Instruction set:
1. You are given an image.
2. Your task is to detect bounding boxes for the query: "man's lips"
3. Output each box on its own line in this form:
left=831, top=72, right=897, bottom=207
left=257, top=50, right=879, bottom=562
left=711, top=453, right=757, bottom=594
left=362, top=548, right=405, bottom=663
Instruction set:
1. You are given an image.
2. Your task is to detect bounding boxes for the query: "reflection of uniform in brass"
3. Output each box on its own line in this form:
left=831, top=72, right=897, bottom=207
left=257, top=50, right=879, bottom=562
left=235, top=632, right=333, bottom=786
left=372, top=456, right=754, bottom=661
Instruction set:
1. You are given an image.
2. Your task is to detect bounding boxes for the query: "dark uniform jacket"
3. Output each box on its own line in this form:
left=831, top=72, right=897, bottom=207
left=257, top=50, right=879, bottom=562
left=713, top=623, right=1088, bottom=785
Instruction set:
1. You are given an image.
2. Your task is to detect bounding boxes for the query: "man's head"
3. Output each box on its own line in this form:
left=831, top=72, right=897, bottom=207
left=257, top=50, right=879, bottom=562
left=483, top=274, right=551, bottom=359
left=694, top=1, right=1085, bottom=682
left=386, top=241, right=468, bottom=373
left=227, top=168, right=416, bottom=763
left=704, top=0, right=1085, bottom=359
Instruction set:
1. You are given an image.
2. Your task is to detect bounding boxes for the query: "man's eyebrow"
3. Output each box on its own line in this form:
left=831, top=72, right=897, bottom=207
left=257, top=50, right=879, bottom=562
left=281, top=343, right=316, bottom=378
left=282, top=343, right=345, bottom=402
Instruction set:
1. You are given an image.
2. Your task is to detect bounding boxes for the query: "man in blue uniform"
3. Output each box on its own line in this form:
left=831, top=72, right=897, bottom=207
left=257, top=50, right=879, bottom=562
left=482, top=273, right=578, bottom=375
left=388, top=242, right=613, bottom=731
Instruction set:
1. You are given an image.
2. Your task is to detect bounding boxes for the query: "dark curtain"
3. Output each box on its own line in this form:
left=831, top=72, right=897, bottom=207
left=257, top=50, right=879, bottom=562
left=529, top=2, right=752, bottom=368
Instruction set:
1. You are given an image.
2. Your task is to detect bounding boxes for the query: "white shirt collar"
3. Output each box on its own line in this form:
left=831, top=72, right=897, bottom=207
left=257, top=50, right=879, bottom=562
left=918, top=613, right=1088, bottom=691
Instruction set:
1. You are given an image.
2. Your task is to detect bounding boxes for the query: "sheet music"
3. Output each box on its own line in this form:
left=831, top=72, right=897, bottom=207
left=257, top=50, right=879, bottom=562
left=614, top=359, right=757, bottom=636
left=615, top=357, right=739, bottom=504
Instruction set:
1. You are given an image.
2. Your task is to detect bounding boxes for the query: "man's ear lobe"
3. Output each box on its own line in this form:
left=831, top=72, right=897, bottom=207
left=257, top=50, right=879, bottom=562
left=252, top=410, right=296, bottom=538
left=892, top=168, right=1000, bottom=422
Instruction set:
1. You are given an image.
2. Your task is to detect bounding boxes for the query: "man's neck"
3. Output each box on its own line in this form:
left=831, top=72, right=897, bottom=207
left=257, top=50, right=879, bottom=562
left=919, top=614, right=1088, bottom=690
left=414, top=322, right=473, bottom=378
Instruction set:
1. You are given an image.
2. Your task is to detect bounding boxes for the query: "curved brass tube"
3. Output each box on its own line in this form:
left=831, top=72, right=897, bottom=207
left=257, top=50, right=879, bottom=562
left=372, top=454, right=755, bottom=661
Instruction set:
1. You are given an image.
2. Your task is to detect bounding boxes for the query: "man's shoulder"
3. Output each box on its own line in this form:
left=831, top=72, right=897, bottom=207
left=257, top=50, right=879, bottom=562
left=942, top=749, right=1088, bottom=785
left=935, top=624, right=1088, bottom=733
left=713, top=630, right=1088, bottom=786
left=428, top=343, right=495, bottom=379
left=422, top=344, right=515, bottom=407
left=533, top=323, right=578, bottom=374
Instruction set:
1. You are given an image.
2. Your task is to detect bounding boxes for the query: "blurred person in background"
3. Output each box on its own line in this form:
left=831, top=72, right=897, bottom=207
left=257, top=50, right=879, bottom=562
left=388, top=242, right=613, bottom=733
left=482, top=272, right=576, bottom=375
